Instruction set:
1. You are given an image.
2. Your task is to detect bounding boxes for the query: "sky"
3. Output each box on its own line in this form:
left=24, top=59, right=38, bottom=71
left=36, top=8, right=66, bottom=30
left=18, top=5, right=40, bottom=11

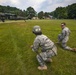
left=0, top=0, right=76, bottom=12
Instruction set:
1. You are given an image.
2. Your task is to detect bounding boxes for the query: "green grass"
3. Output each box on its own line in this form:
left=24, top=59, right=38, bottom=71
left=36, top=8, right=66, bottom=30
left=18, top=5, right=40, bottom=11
left=0, top=20, right=76, bottom=75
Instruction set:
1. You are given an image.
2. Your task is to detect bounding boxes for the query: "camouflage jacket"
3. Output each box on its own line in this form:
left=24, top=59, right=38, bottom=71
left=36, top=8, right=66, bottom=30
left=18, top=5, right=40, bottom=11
left=32, top=34, right=54, bottom=52
left=61, top=27, right=71, bottom=39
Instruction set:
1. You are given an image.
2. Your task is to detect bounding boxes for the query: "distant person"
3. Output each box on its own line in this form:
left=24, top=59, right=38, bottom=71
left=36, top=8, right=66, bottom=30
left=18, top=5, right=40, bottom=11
left=57, top=22, right=76, bottom=52
left=31, top=25, right=57, bottom=70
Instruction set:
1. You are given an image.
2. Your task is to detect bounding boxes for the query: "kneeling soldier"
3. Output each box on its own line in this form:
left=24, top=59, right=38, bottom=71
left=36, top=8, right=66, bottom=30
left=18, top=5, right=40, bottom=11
left=57, top=22, right=76, bottom=52
left=31, top=25, right=57, bottom=70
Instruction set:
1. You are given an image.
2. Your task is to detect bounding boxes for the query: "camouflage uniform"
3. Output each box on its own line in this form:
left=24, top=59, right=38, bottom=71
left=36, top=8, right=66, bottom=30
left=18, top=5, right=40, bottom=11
left=32, top=34, right=57, bottom=66
left=58, top=27, right=72, bottom=50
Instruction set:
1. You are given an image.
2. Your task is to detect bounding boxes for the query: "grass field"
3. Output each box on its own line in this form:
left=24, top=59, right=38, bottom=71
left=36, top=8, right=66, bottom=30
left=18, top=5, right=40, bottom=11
left=0, top=20, right=76, bottom=75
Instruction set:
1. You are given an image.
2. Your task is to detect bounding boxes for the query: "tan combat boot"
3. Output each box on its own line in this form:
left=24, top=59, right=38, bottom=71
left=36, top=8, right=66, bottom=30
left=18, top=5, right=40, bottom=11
left=38, top=65, right=47, bottom=70
left=72, top=48, right=76, bottom=52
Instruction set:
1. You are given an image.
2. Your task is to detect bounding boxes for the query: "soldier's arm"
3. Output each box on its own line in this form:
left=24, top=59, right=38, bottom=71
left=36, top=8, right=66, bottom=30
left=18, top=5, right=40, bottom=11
left=61, top=30, right=66, bottom=39
left=32, top=38, right=40, bottom=52
left=69, top=29, right=71, bottom=35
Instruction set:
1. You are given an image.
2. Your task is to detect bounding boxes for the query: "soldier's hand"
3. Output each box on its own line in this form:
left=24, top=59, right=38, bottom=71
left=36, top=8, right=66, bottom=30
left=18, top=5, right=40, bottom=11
left=31, top=45, right=33, bottom=48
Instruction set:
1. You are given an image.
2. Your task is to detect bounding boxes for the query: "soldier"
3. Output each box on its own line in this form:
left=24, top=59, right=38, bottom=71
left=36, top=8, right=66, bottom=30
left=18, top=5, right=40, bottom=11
left=57, top=22, right=76, bottom=51
left=31, top=25, right=57, bottom=70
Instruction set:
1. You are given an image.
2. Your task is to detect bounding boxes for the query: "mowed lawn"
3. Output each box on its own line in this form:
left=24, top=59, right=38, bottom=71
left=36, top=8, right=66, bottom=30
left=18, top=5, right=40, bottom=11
left=0, top=20, right=76, bottom=75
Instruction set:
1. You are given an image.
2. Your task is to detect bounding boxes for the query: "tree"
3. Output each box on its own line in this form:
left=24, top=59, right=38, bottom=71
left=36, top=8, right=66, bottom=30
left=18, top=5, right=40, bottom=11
left=54, top=7, right=68, bottom=19
left=25, top=7, right=36, bottom=19
left=38, top=11, right=44, bottom=19
left=0, top=5, right=25, bottom=17
left=44, top=12, right=49, bottom=18
left=67, top=3, right=76, bottom=19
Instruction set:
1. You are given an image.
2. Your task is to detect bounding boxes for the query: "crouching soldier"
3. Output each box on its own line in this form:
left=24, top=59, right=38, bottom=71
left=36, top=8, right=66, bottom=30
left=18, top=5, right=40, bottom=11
left=31, top=25, right=57, bottom=70
left=57, top=22, right=76, bottom=52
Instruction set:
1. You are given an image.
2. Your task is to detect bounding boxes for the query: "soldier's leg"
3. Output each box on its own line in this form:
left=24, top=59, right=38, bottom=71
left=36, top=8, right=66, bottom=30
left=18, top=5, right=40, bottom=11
left=62, top=43, right=73, bottom=50
left=36, top=52, right=47, bottom=66
left=46, top=45, right=57, bottom=61
left=37, top=49, right=56, bottom=64
left=58, top=34, right=63, bottom=43
left=36, top=47, right=57, bottom=70
left=36, top=52, right=47, bottom=70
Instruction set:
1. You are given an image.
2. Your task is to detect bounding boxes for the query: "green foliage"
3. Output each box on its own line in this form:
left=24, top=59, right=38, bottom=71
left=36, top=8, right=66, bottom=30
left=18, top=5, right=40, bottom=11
left=37, top=3, right=76, bottom=19
left=54, top=7, right=68, bottom=19
left=25, top=7, right=36, bottom=19
left=67, top=3, right=76, bottom=19
left=0, top=20, right=76, bottom=75
left=0, top=3, right=76, bottom=19
left=38, top=11, right=44, bottom=19
left=0, top=5, right=26, bottom=17
left=51, top=3, right=76, bottom=19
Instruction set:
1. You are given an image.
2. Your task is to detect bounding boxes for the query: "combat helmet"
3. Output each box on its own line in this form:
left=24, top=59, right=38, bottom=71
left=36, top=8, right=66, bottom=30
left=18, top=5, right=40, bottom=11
left=32, top=25, right=42, bottom=35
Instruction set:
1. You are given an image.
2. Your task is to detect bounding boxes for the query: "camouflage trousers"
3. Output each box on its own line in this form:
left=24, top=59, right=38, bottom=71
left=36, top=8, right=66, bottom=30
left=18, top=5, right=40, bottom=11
left=61, top=43, right=72, bottom=50
left=36, top=45, right=57, bottom=66
left=58, top=34, right=72, bottom=50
